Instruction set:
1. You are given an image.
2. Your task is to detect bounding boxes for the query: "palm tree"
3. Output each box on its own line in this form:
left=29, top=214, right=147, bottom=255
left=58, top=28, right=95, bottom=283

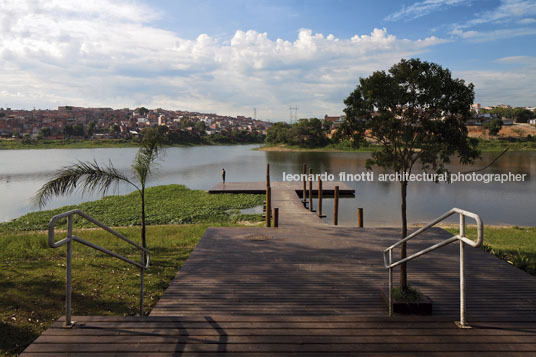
left=35, top=127, right=165, bottom=255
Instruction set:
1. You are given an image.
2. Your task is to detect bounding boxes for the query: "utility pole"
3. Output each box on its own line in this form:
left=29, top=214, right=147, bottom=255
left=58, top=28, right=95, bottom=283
left=289, top=106, right=298, bottom=123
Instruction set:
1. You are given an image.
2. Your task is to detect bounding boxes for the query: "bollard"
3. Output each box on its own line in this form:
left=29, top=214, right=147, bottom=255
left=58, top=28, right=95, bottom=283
left=266, top=163, right=270, bottom=188
left=358, top=208, right=363, bottom=227
left=273, top=208, right=279, bottom=228
left=333, top=186, right=339, bottom=225
left=309, top=168, right=313, bottom=211
left=266, top=186, right=271, bottom=227
left=302, top=164, right=307, bottom=203
left=318, top=178, right=323, bottom=217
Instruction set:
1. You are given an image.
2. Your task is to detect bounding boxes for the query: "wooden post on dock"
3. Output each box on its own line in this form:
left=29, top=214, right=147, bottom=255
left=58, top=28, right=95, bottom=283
left=357, top=208, right=363, bottom=227
left=266, top=163, right=271, bottom=227
left=333, top=186, right=339, bottom=225
left=273, top=208, right=279, bottom=228
left=318, top=178, right=323, bottom=217
left=302, top=164, right=307, bottom=203
left=266, top=186, right=271, bottom=227
left=308, top=168, right=313, bottom=212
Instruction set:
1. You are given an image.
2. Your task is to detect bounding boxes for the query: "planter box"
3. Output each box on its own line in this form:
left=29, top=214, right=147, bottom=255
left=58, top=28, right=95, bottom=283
left=381, top=288, right=433, bottom=315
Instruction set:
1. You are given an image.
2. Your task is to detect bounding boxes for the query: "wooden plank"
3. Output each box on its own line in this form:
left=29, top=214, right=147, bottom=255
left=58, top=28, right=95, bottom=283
left=22, top=342, right=536, bottom=353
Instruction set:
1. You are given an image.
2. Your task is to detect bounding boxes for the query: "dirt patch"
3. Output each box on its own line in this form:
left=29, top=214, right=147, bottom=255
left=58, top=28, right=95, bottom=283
left=468, top=123, right=536, bottom=139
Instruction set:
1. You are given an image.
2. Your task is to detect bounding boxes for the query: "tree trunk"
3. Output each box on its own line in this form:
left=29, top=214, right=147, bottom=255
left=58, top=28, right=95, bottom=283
left=400, top=180, right=408, bottom=291
left=141, top=188, right=146, bottom=253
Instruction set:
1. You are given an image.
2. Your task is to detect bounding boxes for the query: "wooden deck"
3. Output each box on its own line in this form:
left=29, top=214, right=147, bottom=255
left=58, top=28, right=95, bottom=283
left=21, top=181, right=536, bottom=355
left=22, top=315, right=536, bottom=355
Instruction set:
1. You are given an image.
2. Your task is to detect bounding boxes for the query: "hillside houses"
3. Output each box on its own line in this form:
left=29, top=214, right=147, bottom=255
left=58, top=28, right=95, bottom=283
left=0, top=107, right=271, bottom=139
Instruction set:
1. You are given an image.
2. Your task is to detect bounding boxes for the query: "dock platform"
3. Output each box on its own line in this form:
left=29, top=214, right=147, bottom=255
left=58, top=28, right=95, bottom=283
left=21, top=180, right=536, bottom=355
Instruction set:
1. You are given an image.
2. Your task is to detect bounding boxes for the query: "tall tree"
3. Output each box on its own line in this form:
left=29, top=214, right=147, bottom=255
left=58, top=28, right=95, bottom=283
left=485, top=118, right=503, bottom=138
left=35, top=127, right=165, bottom=257
left=337, top=58, right=480, bottom=290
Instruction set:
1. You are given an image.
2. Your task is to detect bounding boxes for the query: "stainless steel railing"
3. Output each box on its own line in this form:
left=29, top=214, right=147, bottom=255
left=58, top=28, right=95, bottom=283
left=383, top=208, right=483, bottom=328
left=48, top=209, right=151, bottom=327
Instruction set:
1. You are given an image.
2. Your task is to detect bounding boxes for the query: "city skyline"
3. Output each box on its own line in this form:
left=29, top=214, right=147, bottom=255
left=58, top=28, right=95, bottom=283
left=1, top=0, right=535, bottom=121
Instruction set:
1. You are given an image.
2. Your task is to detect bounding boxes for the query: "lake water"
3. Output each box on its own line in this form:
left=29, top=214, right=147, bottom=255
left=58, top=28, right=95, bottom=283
left=0, top=145, right=534, bottom=226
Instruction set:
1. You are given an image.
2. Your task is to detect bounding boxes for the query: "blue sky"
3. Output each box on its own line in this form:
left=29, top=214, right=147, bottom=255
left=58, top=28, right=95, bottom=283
left=0, top=0, right=535, bottom=121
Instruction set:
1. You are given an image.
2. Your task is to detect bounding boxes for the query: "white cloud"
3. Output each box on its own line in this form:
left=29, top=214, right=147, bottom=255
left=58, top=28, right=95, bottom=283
left=450, top=0, right=536, bottom=41
left=456, top=56, right=536, bottom=107
left=465, top=0, right=536, bottom=27
left=519, top=18, right=536, bottom=24
left=451, top=27, right=536, bottom=41
left=0, top=0, right=449, bottom=120
left=385, top=0, right=469, bottom=22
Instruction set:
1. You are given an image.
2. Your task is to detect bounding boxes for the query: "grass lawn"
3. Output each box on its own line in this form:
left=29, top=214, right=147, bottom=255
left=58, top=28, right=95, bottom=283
left=445, top=225, right=536, bottom=274
left=0, top=185, right=265, bottom=356
left=0, top=225, right=213, bottom=356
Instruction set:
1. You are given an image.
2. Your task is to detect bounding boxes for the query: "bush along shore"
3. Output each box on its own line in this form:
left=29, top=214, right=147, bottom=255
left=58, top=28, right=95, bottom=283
left=260, top=137, right=536, bottom=152
left=0, top=184, right=264, bottom=356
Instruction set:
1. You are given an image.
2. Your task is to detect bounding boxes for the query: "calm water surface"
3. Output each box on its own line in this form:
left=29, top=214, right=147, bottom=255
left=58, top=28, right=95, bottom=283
left=0, top=145, right=534, bottom=226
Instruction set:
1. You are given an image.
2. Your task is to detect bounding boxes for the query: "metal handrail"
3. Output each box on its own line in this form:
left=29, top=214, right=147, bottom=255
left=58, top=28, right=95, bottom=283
left=48, top=209, right=151, bottom=327
left=383, top=207, right=483, bottom=328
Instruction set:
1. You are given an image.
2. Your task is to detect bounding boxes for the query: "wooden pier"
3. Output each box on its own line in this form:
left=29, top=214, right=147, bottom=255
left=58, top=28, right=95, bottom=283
left=21, top=181, right=536, bottom=355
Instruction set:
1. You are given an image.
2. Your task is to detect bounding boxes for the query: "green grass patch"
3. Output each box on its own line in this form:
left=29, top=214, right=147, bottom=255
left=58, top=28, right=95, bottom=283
left=0, top=139, right=140, bottom=150
left=0, top=184, right=264, bottom=232
left=475, top=138, right=536, bottom=152
left=0, top=184, right=265, bottom=355
left=260, top=139, right=536, bottom=152
left=0, top=139, right=263, bottom=150
left=0, top=224, right=220, bottom=356
left=445, top=226, right=536, bottom=275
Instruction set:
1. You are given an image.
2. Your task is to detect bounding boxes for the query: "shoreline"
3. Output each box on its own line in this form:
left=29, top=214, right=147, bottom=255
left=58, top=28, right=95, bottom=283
left=258, top=144, right=536, bottom=153
left=0, top=139, right=263, bottom=150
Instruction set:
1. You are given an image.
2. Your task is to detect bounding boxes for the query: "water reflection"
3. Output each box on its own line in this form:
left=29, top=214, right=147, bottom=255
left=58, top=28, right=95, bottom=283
left=0, top=146, right=534, bottom=226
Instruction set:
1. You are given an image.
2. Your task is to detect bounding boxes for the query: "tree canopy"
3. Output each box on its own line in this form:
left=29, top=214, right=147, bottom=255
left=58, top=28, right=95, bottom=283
left=265, top=118, right=329, bottom=148
left=336, top=58, right=480, bottom=290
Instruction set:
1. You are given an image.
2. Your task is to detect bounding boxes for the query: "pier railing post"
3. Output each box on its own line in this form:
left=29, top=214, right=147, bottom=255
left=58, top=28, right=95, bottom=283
left=318, top=178, right=323, bottom=217
left=266, top=186, right=271, bottom=227
left=266, top=163, right=271, bottom=227
left=309, top=168, right=313, bottom=212
left=334, top=186, right=339, bottom=225
left=302, top=164, right=307, bottom=203
left=273, top=208, right=279, bottom=228
left=357, top=208, right=363, bottom=228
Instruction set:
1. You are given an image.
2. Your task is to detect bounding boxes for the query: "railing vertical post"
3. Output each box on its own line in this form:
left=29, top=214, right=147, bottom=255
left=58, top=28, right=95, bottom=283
left=302, top=164, right=307, bottom=203
left=459, top=214, right=466, bottom=327
left=318, top=178, right=323, bottom=217
left=140, top=251, right=145, bottom=316
left=333, top=186, right=339, bottom=225
left=309, top=168, right=313, bottom=212
left=273, top=208, right=279, bottom=228
left=389, top=250, right=393, bottom=317
left=65, top=215, right=73, bottom=327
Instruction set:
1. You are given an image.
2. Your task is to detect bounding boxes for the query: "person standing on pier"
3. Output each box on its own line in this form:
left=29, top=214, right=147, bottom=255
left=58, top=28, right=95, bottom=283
left=222, top=168, right=226, bottom=184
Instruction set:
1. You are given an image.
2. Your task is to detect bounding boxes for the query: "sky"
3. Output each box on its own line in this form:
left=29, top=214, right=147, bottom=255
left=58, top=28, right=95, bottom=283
left=0, top=0, right=535, bottom=121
